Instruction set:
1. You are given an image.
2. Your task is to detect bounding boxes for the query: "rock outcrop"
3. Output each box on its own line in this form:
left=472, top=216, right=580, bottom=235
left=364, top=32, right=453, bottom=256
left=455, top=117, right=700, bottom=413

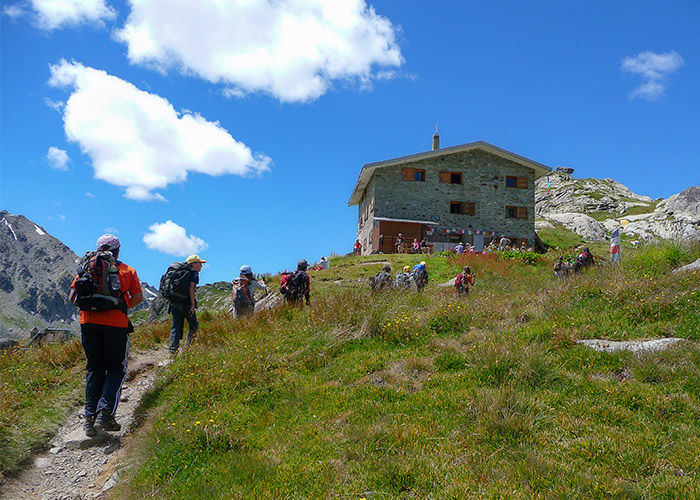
left=536, top=174, right=700, bottom=243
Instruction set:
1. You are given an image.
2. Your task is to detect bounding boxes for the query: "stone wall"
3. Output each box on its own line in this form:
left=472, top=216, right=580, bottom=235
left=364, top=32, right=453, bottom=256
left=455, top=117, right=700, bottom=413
left=360, top=149, right=536, bottom=244
left=357, top=178, right=376, bottom=252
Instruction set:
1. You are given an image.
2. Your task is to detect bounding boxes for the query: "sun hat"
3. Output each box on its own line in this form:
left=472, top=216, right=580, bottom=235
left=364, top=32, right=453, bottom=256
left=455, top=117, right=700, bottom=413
left=186, top=255, right=207, bottom=264
left=240, top=265, right=253, bottom=276
left=403, top=266, right=411, bottom=273
left=297, top=259, right=308, bottom=270
left=96, top=234, right=120, bottom=251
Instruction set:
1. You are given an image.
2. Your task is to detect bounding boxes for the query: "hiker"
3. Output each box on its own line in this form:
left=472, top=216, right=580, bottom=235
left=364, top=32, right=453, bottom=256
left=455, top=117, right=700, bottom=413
left=411, top=238, right=420, bottom=253
left=413, top=261, right=429, bottom=291
left=166, top=254, right=205, bottom=355
left=69, top=234, right=142, bottom=436
left=281, top=259, right=311, bottom=305
left=499, top=235, right=511, bottom=251
left=371, top=264, right=394, bottom=292
left=233, top=265, right=268, bottom=318
left=353, top=239, right=362, bottom=255
left=454, top=241, right=465, bottom=254
left=455, top=266, right=475, bottom=295
left=395, top=233, right=406, bottom=253
left=319, top=256, right=330, bottom=270
left=396, top=265, right=417, bottom=290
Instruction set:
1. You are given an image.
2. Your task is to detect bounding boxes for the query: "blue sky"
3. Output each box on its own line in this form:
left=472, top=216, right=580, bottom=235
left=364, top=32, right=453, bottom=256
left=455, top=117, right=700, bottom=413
left=2, top=0, right=698, bottom=286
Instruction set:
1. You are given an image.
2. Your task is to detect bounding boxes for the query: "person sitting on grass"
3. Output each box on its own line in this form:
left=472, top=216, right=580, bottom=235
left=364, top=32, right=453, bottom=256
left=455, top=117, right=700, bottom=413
left=395, top=265, right=417, bottom=290
left=413, top=261, right=429, bottom=291
left=455, top=266, right=475, bottom=295
left=371, top=264, right=394, bottom=292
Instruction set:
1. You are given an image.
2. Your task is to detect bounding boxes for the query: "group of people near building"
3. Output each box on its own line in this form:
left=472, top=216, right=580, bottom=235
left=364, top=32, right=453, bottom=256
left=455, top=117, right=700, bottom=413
left=451, top=237, right=534, bottom=255
left=370, top=261, right=429, bottom=292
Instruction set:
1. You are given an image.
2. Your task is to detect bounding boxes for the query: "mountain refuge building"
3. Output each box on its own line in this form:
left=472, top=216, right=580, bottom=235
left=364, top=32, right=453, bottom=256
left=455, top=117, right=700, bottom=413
left=348, top=135, right=552, bottom=254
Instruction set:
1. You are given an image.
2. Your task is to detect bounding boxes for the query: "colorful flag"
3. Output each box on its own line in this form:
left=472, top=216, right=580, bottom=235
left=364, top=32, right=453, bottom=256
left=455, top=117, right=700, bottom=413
left=546, top=175, right=551, bottom=194
left=610, top=226, right=621, bottom=264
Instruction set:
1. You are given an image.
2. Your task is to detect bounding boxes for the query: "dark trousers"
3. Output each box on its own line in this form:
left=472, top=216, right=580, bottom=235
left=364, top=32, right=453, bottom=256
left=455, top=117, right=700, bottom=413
left=80, top=323, right=129, bottom=418
left=169, top=303, right=198, bottom=352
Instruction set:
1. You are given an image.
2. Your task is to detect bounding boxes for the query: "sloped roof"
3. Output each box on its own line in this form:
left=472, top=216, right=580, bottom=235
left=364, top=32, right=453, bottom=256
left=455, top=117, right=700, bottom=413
left=348, top=141, right=552, bottom=206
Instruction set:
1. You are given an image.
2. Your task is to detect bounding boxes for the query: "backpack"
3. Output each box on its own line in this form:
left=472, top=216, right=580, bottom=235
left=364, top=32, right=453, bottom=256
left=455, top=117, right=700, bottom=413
left=73, top=251, right=124, bottom=312
left=455, top=273, right=463, bottom=288
left=396, top=272, right=410, bottom=289
left=284, top=270, right=309, bottom=303
left=233, top=277, right=254, bottom=311
left=159, top=262, right=192, bottom=303
left=413, top=267, right=428, bottom=290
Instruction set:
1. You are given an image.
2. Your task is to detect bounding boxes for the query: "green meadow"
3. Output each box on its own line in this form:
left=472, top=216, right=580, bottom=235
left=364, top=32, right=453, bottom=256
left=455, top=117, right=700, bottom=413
left=2, top=241, right=699, bottom=498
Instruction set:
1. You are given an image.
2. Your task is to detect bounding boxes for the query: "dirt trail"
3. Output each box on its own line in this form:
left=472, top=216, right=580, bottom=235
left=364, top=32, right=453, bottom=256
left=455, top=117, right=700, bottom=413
left=0, top=347, right=168, bottom=500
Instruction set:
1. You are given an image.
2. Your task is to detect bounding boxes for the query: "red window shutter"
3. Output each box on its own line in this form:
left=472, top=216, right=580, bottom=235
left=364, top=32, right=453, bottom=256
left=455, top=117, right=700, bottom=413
left=462, top=202, right=475, bottom=215
left=517, top=177, right=528, bottom=189
left=402, top=168, right=413, bottom=181
left=517, top=206, right=528, bottom=219
left=439, top=171, right=450, bottom=183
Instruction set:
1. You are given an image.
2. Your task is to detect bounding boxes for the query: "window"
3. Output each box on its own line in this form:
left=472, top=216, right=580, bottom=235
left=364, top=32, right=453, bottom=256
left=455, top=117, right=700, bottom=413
left=506, top=175, right=528, bottom=188
left=440, top=171, right=462, bottom=184
left=403, top=168, right=425, bottom=182
left=506, top=206, right=528, bottom=219
left=450, top=202, right=476, bottom=215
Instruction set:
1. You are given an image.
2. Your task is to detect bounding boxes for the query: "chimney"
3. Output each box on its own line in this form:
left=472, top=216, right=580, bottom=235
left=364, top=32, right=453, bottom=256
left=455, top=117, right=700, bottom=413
left=432, top=124, right=440, bottom=151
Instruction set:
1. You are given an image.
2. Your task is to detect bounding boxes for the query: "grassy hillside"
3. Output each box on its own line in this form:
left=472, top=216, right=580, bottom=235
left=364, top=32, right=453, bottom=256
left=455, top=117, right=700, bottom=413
left=2, top=244, right=699, bottom=497
left=112, top=244, right=699, bottom=499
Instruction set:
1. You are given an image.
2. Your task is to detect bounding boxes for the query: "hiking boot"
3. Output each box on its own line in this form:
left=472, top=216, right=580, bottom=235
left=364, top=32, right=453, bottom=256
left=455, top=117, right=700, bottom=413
left=84, top=415, right=96, bottom=437
left=94, top=411, right=121, bottom=432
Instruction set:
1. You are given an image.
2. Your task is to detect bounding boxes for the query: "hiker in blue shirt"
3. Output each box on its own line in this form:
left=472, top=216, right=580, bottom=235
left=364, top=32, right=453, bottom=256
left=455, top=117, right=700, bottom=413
left=233, top=265, right=268, bottom=318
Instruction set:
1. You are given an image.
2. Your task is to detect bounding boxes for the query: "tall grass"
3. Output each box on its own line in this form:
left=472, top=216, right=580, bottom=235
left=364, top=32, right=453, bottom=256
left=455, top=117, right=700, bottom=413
left=109, top=242, right=700, bottom=498
left=2, top=242, right=698, bottom=496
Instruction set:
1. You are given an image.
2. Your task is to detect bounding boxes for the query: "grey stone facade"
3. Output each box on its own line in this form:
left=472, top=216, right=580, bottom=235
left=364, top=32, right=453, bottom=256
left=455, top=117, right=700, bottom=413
left=351, top=143, right=550, bottom=254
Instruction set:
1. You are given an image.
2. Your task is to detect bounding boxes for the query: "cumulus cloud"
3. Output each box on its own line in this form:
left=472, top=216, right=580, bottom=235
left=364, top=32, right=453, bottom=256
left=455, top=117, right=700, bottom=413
left=47, top=146, right=69, bottom=170
left=143, top=220, right=208, bottom=256
left=115, top=0, right=403, bottom=102
left=48, top=60, right=271, bottom=200
left=6, top=0, right=117, bottom=30
left=622, top=51, right=684, bottom=100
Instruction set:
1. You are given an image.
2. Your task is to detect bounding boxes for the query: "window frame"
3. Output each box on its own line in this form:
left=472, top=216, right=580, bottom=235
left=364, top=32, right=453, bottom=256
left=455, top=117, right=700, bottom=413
left=506, top=175, right=528, bottom=189
left=440, top=171, right=463, bottom=184
left=505, top=206, right=528, bottom=219
left=403, top=168, right=426, bottom=182
left=450, top=201, right=476, bottom=215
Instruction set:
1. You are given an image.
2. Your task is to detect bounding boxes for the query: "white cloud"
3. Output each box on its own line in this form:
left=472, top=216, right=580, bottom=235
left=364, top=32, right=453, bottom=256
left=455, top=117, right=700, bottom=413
left=143, top=220, right=208, bottom=256
left=3, top=4, right=25, bottom=19
left=27, top=0, right=116, bottom=30
left=622, top=51, right=684, bottom=101
left=47, top=146, right=69, bottom=170
left=48, top=60, right=271, bottom=200
left=44, top=98, right=65, bottom=112
left=115, top=0, right=403, bottom=102
left=85, top=192, right=96, bottom=198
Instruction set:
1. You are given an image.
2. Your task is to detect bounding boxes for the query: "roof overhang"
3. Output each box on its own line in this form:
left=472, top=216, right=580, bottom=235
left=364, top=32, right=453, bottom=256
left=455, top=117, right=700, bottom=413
left=348, top=141, right=552, bottom=206
left=374, top=217, right=439, bottom=226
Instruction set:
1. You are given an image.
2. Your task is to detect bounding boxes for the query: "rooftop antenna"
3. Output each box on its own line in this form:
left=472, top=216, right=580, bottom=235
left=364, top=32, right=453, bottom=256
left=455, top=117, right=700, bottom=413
left=432, top=122, right=440, bottom=150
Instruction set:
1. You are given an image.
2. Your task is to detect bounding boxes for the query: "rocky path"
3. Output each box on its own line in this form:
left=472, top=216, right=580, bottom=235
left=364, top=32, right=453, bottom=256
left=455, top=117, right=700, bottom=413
left=0, top=347, right=168, bottom=500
